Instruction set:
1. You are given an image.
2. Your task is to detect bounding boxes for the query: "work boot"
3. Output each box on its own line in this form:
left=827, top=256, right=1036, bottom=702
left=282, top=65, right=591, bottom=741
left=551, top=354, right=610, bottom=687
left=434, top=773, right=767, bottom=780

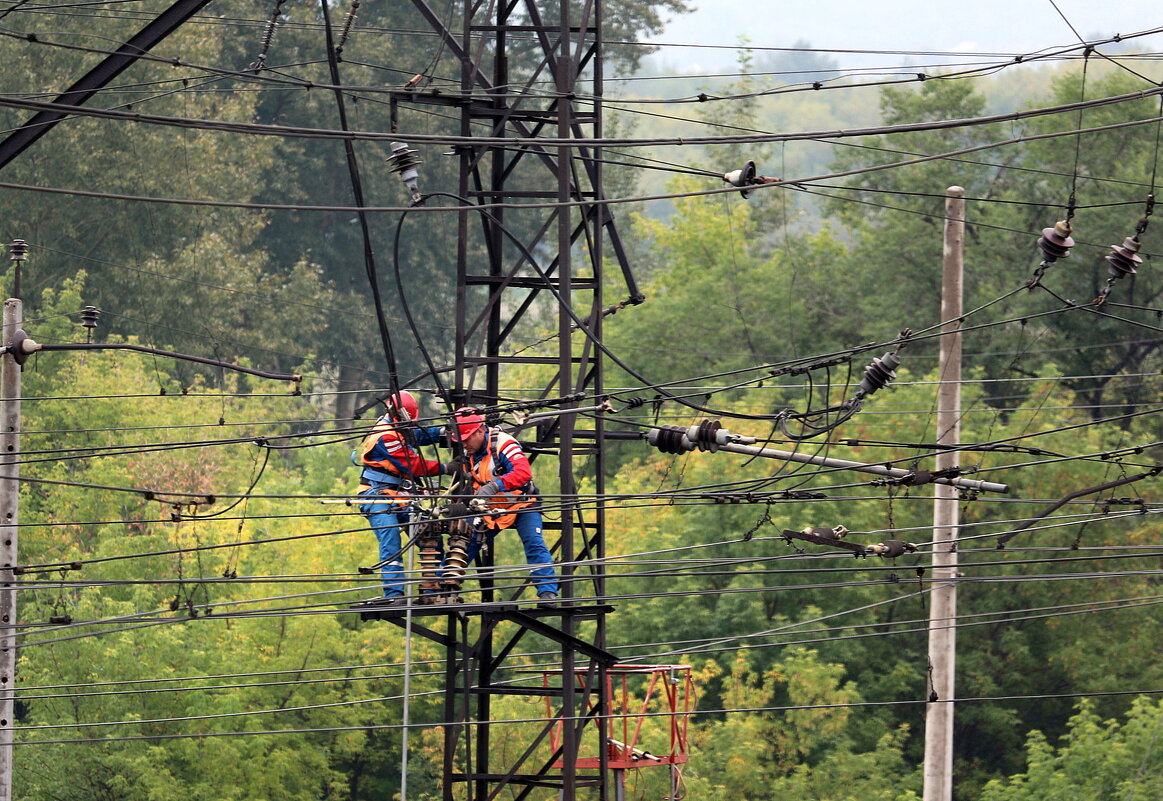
left=537, top=591, right=558, bottom=609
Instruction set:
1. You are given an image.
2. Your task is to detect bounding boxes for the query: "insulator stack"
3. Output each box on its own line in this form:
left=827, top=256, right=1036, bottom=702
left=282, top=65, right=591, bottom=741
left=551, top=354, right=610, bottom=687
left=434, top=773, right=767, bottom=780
left=417, top=530, right=443, bottom=594
left=250, top=0, right=286, bottom=72
left=79, top=304, right=100, bottom=343
left=1037, top=220, right=1075, bottom=261
left=691, top=419, right=722, bottom=452
left=443, top=532, right=470, bottom=589
left=386, top=141, right=422, bottom=174
left=386, top=141, right=423, bottom=201
left=8, top=239, right=28, bottom=262
left=335, top=0, right=360, bottom=57
left=79, top=305, right=100, bottom=330
left=856, top=352, right=901, bottom=399
left=652, top=425, right=689, bottom=454
left=1105, top=235, right=1142, bottom=277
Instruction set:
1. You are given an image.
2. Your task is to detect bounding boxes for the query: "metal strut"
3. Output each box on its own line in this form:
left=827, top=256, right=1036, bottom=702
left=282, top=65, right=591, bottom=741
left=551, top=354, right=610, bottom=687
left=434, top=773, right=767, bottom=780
left=0, top=0, right=216, bottom=170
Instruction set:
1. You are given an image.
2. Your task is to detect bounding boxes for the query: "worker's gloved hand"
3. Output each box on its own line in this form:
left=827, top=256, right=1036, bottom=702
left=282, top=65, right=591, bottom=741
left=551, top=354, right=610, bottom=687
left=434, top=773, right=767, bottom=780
left=442, top=501, right=471, bottom=534
left=442, top=456, right=466, bottom=476
left=442, top=501, right=469, bottom=519
left=474, top=480, right=502, bottom=499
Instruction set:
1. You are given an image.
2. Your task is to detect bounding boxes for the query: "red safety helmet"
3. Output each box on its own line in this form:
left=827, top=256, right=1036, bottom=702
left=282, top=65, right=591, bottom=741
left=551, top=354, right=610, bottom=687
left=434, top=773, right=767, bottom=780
left=449, top=407, right=485, bottom=442
left=385, top=390, right=420, bottom=422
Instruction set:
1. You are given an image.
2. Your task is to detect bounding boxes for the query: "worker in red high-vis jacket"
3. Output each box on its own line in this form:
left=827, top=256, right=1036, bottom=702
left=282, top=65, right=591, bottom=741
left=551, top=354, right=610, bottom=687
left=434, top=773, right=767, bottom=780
left=448, top=407, right=559, bottom=606
left=355, top=391, right=457, bottom=606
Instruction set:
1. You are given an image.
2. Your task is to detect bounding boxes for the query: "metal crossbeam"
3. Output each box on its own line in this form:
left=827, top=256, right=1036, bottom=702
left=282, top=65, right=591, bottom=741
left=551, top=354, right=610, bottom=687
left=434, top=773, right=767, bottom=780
left=0, top=0, right=215, bottom=170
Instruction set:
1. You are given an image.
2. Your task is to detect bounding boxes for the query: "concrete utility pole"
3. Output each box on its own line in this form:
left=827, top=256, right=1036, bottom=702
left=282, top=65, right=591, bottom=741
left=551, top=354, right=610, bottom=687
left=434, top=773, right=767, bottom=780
left=0, top=296, right=20, bottom=801
left=924, top=186, right=964, bottom=801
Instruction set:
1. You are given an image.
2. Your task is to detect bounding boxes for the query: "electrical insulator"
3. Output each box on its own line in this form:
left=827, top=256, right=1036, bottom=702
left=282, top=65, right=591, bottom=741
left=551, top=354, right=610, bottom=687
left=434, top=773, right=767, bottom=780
left=1105, top=235, right=1142, bottom=277
left=8, top=239, right=28, bottom=262
left=690, top=419, right=722, bottom=452
left=856, top=352, right=901, bottom=399
left=80, top=305, right=100, bottom=330
left=652, top=425, right=689, bottom=454
left=335, top=0, right=359, bottom=57
left=442, top=531, right=470, bottom=595
left=1037, top=220, right=1074, bottom=261
left=386, top=141, right=423, bottom=203
left=722, top=160, right=757, bottom=198
left=865, top=540, right=916, bottom=558
left=416, top=526, right=444, bottom=596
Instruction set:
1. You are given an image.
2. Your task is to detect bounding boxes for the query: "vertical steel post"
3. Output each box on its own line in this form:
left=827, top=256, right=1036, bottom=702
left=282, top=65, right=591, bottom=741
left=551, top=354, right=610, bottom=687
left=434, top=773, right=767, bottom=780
left=403, top=0, right=616, bottom=795
left=0, top=297, right=21, bottom=801
left=924, top=186, right=964, bottom=801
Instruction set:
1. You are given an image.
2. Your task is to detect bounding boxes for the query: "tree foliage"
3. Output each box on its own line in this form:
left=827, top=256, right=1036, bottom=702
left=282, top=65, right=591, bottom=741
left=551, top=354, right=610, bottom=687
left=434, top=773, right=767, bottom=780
left=4, top=10, right=1163, bottom=800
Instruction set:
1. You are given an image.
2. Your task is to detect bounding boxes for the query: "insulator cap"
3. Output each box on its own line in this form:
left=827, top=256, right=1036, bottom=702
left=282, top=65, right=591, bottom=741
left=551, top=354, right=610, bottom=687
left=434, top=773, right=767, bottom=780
left=1037, top=220, right=1074, bottom=261
left=8, top=239, right=28, bottom=262
left=858, top=352, right=901, bottom=398
left=1105, top=235, right=1142, bottom=277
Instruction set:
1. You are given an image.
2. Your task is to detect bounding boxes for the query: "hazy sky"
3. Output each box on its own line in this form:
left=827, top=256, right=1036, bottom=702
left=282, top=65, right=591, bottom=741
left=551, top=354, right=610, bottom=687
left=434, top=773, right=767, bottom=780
left=643, top=0, right=1163, bottom=72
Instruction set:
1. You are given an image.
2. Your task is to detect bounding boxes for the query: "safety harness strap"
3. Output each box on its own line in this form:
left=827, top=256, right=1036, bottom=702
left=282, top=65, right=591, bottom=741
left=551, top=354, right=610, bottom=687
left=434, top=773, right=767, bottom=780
left=360, top=466, right=405, bottom=486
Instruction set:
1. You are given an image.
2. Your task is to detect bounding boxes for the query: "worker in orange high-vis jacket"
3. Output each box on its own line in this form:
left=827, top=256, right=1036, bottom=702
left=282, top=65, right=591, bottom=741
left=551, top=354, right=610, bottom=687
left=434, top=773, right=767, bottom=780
left=448, top=407, right=559, bottom=606
left=356, top=391, right=458, bottom=607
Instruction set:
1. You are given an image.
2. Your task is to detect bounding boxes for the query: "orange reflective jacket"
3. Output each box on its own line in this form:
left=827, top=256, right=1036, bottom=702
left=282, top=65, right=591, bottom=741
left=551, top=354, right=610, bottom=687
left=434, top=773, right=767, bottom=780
left=469, top=430, right=536, bottom=530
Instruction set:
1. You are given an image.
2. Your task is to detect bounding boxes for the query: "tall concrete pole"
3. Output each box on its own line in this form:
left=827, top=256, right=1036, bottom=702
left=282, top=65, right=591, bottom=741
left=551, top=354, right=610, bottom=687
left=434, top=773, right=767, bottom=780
left=0, top=297, right=21, bottom=801
left=924, top=187, right=964, bottom=801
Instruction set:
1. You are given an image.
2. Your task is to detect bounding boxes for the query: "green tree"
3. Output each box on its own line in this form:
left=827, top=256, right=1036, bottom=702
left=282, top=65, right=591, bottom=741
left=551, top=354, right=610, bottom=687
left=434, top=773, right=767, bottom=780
left=981, top=699, right=1163, bottom=801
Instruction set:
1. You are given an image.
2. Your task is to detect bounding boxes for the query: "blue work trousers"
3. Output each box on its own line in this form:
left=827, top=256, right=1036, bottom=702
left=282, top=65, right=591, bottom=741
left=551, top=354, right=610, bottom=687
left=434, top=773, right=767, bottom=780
left=359, top=490, right=411, bottom=598
left=464, top=507, right=558, bottom=595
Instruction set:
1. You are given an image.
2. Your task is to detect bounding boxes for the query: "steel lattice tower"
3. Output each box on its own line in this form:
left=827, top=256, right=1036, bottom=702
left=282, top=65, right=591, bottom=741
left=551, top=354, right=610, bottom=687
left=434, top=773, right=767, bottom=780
left=377, top=2, right=642, bottom=799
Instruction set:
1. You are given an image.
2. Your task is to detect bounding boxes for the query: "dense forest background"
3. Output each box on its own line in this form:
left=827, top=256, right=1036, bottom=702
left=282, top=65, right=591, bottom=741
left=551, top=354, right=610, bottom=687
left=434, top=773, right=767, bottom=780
left=2, top=2, right=1163, bottom=799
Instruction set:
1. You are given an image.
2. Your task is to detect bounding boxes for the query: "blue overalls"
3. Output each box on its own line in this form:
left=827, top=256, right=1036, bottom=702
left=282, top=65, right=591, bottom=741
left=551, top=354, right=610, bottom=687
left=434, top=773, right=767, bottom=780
left=357, top=423, right=443, bottom=597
